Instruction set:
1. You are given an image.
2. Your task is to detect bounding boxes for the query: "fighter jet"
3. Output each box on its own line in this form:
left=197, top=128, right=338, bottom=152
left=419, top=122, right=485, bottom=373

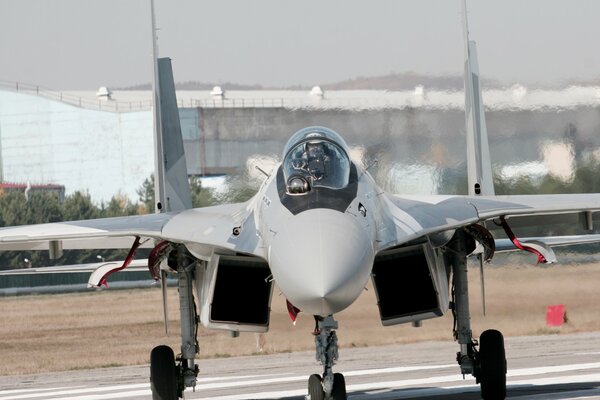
left=1, top=2, right=599, bottom=400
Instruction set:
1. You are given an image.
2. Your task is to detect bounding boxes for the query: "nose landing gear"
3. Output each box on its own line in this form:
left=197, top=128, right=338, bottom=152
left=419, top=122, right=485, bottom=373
left=307, top=315, right=347, bottom=400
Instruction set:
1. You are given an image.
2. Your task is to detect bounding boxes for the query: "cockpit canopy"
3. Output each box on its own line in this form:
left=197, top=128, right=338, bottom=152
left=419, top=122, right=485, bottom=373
left=282, top=127, right=351, bottom=194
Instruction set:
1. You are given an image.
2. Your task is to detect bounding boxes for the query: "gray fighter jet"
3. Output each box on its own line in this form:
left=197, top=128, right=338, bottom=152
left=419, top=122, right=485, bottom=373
left=1, top=2, right=599, bottom=400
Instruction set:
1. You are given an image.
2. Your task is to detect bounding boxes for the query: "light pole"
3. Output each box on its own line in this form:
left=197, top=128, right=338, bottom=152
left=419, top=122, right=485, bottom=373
left=96, top=255, right=105, bottom=263
left=24, top=258, right=32, bottom=268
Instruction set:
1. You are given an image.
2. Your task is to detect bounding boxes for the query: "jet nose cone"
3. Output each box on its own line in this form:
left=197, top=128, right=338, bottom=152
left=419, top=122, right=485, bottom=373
left=269, top=209, right=374, bottom=315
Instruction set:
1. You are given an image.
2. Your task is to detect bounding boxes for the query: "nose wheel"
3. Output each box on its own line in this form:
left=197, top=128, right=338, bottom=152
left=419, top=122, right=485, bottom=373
left=308, top=374, right=324, bottom=400
left=308, top=373, right=346, bottom=400
left=331, top=373, right=347, bottom=399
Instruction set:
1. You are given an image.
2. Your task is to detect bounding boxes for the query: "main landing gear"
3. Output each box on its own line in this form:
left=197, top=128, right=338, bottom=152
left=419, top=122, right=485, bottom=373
left=449, top=230, right=507, bottom=400
left=307, top=316, right=347, bottom=400
left=150, top=247, right=199, bottom=400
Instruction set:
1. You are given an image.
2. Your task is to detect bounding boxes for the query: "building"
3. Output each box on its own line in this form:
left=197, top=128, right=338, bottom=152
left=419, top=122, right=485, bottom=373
left=0, top=182, right=65, bottom=201
left=1, top=81, right=600, bottom=202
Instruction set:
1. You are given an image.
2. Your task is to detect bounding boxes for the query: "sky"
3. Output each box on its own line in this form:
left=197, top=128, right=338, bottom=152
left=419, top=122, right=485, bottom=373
left=1, top=0, right=599, bottom=90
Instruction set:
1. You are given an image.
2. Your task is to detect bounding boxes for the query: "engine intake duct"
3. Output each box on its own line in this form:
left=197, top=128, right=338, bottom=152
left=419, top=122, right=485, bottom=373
left=196, top=254, right=273, bottom=333
left=372, top=244, right=449, bottom=326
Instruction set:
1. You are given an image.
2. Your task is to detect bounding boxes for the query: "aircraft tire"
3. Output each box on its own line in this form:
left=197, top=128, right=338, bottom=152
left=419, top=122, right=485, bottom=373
left=332, top=373, right=347, bottom=399
left=150, top=345, right=178, bottom=400
left=308, top=374, right=325, bottom=400
left=479, top=329, right=507, bottom=400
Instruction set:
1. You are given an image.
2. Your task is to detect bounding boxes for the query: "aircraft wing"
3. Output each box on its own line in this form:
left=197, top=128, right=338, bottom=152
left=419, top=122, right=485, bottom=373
left=383, top=193, right=600, bottom=251
left=0, top=200, right=264, bottom=258
left=0, top=213, right=171, bottom=251
left=469, top=194, right=600, bottom=221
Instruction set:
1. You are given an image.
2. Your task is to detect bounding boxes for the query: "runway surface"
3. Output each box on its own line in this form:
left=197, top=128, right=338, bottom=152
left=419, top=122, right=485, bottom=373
left=1, top=332, right=600, bottom=399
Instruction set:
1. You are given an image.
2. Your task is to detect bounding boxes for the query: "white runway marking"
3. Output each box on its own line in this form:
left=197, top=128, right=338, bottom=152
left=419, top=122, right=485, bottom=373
left=0, top=384, right=149, bottom=400
left=2, top=362, right=600, bottom=400
left=341, top=364, right=456, bottom=377
left=0, top=387, right=85, bottom=396
left=507, top=362, right=600, bottom=377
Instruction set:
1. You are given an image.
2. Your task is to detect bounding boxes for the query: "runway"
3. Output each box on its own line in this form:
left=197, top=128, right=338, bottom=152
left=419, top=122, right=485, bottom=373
left=1, top=332, right=600, bottom=399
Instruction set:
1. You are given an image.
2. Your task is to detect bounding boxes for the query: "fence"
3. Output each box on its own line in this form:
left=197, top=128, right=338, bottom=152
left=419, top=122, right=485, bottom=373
left=0, top=80, right=476, bottom=111
left=0, top=80, right=153, bottom=112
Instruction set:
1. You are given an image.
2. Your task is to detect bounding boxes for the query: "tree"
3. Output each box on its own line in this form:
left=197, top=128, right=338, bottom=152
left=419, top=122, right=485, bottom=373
left=0, top=191, right=63, bottom=269
left=63, top=191, right=99, bottom=221
left=137, top=175, right=155, bottom=214
left=101, top=192, right=139, bottom=217
left=190, top=176, right=221, bottom=208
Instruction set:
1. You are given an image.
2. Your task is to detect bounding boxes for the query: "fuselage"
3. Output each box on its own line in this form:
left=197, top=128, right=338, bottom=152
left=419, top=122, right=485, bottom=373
left=255, top=127, right=386, bottom=316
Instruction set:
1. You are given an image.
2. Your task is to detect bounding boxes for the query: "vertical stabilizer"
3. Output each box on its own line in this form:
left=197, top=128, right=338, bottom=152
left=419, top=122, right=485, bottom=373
left=462, top=0, right=494, bottom=196
left=148, top=0, right=190, bottom=337
left=150, top=0, right=191, bottom=213
left=153, top=58, right=193, bottom=212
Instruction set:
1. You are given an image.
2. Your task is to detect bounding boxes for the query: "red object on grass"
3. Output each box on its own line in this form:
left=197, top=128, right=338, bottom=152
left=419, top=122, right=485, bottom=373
left=546, top=304, right=566, bottom=327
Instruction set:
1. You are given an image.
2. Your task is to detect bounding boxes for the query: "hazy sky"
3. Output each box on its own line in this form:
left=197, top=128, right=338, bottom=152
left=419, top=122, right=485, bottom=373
left=1, top=1, right=599, bottom=89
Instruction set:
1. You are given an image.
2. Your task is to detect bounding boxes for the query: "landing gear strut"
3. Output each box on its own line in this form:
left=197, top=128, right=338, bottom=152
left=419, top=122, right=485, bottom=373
left=449, top=230, right=507, bottom=400
left=150, top=247, right=199, bottom=400
left=307, top=316, right=346, bottom=400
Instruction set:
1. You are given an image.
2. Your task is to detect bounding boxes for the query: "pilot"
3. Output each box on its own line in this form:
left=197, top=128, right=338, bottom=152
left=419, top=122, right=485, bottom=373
left=292, top=141, right=330, bottom=181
